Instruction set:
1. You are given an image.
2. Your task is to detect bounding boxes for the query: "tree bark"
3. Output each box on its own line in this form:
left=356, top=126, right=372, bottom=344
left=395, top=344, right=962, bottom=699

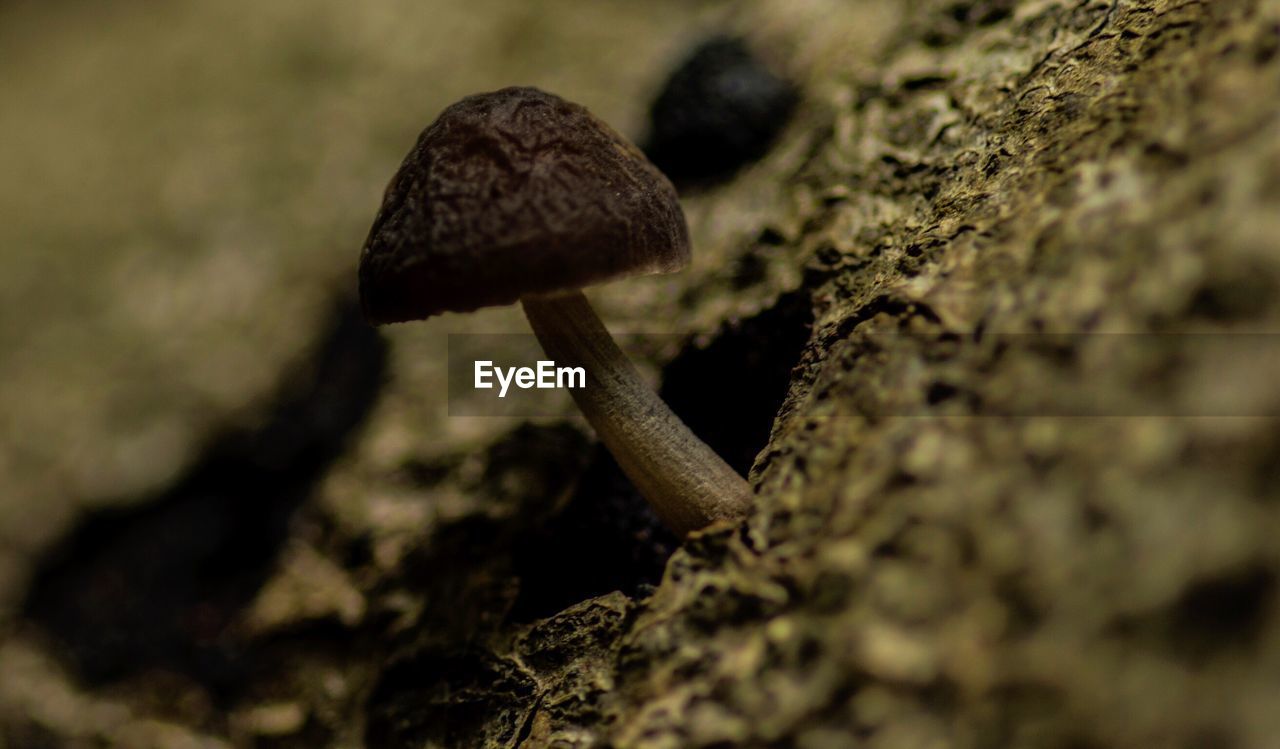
left=8, top=2, right=1280, bottom=748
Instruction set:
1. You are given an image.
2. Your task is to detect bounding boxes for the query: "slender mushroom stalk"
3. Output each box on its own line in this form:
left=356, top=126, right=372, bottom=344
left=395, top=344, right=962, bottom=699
left=523, top=291, right=751, bottom=535
left=358, top=86, right=754, bottom=536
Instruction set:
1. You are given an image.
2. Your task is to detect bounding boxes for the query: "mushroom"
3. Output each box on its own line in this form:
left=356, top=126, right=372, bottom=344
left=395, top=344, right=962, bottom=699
left=358, top=86, right=752, bottom=536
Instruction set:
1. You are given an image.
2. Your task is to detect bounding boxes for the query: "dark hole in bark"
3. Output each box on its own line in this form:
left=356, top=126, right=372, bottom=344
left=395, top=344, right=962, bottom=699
left=364, top=648, right=537, bottom=749
left=1169, top=565, right=1275, bottom=656
left=1113, top=564, right=1276, bottom=665
left=507, top=290, right=813, bottom=621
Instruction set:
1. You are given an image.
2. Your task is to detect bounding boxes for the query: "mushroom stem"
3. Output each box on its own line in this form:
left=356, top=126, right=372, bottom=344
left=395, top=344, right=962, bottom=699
left=522, top=290, right=752, bottom=536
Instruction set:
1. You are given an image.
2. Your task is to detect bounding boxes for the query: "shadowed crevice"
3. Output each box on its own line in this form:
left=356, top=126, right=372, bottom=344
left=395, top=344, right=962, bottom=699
left=507, top=290, right=813, bottom=621
left=23, top=299, right=387, bottom=693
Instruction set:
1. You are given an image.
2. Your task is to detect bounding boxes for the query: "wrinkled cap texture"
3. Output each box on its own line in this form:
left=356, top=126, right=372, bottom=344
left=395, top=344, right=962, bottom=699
left=359, top=87, right=691, bottom=324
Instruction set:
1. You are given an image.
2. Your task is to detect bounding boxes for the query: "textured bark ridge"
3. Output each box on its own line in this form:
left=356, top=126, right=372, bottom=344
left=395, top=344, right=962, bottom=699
left=365, top=2, right=1280, bottom=747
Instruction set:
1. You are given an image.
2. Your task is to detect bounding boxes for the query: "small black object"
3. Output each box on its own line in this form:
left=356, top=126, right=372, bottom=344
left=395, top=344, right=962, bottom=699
left=645, top=36, right=798, bottom=186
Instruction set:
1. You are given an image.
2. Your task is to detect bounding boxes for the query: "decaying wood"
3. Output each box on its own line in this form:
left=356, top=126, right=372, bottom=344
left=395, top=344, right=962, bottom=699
left=5, top=2, right=1280, bottom=748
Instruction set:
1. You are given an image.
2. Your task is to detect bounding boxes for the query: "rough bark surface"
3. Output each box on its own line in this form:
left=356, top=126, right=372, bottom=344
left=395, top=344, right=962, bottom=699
left=4, top=1, right=1280, bottom=748
left=372, top=1, right=1280, bottom=746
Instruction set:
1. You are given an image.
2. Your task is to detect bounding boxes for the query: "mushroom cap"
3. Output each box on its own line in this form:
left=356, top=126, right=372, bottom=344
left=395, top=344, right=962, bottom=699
left=359, top=87, right=690, bottom=324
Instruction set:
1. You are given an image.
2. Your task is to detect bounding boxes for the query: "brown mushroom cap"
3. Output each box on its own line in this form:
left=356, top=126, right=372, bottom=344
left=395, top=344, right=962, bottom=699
left=359, top=87, right=690, bottom=324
